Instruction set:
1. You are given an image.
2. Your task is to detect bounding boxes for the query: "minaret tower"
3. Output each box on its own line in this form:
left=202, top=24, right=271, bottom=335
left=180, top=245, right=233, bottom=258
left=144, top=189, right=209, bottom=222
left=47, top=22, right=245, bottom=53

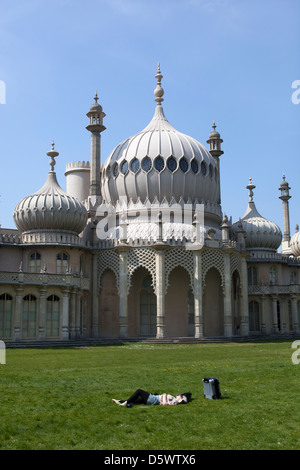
left=86, top=92, right=106, bottom=209
left=207, top=121, right=223, bottom=205
left=279, top=174, right=292, bottom=254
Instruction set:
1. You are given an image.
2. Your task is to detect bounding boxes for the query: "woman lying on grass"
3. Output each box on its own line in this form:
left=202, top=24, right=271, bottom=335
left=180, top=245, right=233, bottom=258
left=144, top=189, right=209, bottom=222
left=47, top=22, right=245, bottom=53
left=112, top=388, right=192, bottom=406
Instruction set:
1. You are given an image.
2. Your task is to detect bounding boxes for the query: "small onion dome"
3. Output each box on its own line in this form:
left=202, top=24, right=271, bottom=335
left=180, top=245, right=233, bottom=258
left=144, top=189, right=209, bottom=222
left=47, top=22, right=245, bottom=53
left=89, top=91, right=103, bottom=112
left=208, top=121, right=220, bottom=139
left=13, top=143, right=88, bottom=236
left=290, top=225, right=300, bottom=257
left=232, top=178, right=282, bottom=251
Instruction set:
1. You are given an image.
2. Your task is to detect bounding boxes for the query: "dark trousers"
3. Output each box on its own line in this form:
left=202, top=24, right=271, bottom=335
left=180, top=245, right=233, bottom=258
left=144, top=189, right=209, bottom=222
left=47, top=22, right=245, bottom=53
left=126, top=389, right=150, bottom=404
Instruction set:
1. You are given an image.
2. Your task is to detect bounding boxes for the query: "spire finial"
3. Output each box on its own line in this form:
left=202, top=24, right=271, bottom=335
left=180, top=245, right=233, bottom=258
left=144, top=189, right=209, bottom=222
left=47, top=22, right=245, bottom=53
left=46, top=140, right=59, bottom=171
left=246, top=177, right=256, bottom=202
left=212, top=121, right=216, bottom=131
left=94, top=91, right=98, bottom=103
left=154, top=62, right=164, bottom=105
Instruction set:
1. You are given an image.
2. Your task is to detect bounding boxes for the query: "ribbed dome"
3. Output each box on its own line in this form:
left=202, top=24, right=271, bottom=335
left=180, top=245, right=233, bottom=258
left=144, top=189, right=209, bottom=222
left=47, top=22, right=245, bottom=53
left=232, top=179, right=282, bottom=251
left=101, top=66, right=219, bottom=210
left=14, top=144, right=87, bottom=240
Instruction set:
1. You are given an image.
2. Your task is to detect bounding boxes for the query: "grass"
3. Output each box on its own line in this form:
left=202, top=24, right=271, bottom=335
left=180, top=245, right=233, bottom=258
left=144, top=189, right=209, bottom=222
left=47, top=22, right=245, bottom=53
left=0, top=340, right=299, bottom=450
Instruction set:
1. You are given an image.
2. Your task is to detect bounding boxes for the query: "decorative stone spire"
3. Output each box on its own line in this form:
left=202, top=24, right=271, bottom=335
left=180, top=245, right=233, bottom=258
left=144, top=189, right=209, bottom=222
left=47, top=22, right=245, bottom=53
left=207, top=121, right=223, bottom=205
left=279, top=173, right=292, bottom=248
left=154, top=62, right=164, bottom=105
left=246, top=177, right=256, bottom=202
left=46, top=141, right=59, bottom=172
left=86, top=92, right=106, bottom=203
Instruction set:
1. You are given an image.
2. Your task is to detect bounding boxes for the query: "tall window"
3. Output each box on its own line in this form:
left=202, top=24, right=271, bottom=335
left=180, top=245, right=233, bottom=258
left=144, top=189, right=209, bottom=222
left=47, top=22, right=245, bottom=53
left=248, top=266, right=257, bottom=286
left=57, top=252, right=69, bottom=274
left=29, top=252, right=41, bottom=273
left=140, top=275, right=156, bottom=335
left=249, top=300, right=260, bottom=331
left=46, top=295, right=60, bottom=337
left=269, top=266, right=277, bottom=285
left=22, top=294, right=37, bottom=338
left=0, top=293, right=13, bottom=338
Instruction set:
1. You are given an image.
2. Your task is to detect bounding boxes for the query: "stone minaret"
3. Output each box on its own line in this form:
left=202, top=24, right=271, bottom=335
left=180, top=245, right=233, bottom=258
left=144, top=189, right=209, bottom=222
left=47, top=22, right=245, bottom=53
left=207, top=122, right=223, bottom=205
left=86, top=92, right=106, bottom=210
left=279, top=174, right=292, bottom=254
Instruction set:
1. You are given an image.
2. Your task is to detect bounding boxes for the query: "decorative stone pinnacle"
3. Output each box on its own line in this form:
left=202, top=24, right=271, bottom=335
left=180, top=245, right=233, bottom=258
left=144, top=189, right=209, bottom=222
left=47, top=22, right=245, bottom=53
left=46, top=140, right=59, bottom=171
left=154, top=62, right=164, bottom=104
left=246, top=177, right=256, bottom=202
left=212, top=121, right=216, bottom=131
left=94, top=91, right=98, bottom=103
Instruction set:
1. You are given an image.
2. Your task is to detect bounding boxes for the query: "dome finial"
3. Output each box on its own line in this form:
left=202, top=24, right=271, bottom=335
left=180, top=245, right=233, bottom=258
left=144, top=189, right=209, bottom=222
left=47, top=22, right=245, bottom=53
left=246, top=177, right=256, bottom=202
left=46, top=140, right=59, bottom=171
left=94, top=91, right=98, bottom=103
left=154, top=62, right=164, bottom=105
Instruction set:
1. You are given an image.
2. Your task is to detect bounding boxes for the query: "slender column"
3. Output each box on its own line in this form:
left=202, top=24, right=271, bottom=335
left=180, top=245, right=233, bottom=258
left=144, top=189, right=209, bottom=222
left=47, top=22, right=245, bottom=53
left=75, top=291, right=81, bottom=338
left=61, top=289, right=70, bottom=340
left=260, top=295, right=267, bottom=334
left=194, top=251, right=203, bottom=338
left=38, top=287, right=47, bottom=340
left=291, top=296, right=299, bottom=334
left=240, top=254, right=249, bottom=336
left=91, top=251, right=100, bottom=337
left=272, top=296, right=279, bottom=334
left=223, top=251, right=232, bottom=337
left=14, top=286, right=24, bottom=341
left=155, top=247, right=166, bottom=339
left=118, top=247, right=129, bottom=338
left=90, top=131, right=101, bottom=197
left=69, top=289, right=77, bottom=339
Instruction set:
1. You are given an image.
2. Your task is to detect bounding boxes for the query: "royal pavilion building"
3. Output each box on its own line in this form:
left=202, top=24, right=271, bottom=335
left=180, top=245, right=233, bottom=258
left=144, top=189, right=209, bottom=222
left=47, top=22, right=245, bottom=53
left=0, top=65, right=299, bottom=344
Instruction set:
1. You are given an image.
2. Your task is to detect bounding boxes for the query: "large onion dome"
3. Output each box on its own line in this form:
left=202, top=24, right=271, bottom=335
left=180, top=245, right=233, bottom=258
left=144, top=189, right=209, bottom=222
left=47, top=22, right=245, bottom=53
left=13, top=143, right=88, bottom=244
left=232, top=178, right=282, bottom=251
left=101, top=65, right=220, bottom=219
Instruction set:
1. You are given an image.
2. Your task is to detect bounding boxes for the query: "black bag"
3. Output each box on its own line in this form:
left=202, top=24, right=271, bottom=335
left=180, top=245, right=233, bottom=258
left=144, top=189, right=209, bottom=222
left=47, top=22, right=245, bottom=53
left=202, top=378, right=221, bottom=400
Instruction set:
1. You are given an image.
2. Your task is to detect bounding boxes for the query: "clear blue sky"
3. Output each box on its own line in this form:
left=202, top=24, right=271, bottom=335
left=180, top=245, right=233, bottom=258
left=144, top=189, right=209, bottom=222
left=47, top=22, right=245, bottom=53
left=0, top=0, right=299, bottom=238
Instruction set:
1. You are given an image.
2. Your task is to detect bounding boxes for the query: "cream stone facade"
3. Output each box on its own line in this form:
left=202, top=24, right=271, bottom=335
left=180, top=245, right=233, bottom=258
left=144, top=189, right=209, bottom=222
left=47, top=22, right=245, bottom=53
left=1, top=66, right=300, bottom=343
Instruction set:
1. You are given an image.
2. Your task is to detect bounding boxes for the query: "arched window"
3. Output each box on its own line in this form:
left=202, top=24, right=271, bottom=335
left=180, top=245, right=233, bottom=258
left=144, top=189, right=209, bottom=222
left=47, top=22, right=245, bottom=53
left=0, top=293, right=13, bottom=338
left=23, top=294, right=37, bottom=338
left=57, top=252, right=69, bottom=274
left=249, top=300, right=260, bottom=332
left=29, top=252, right=41, bottom=273
left=46, top=295, right=60, bottom=337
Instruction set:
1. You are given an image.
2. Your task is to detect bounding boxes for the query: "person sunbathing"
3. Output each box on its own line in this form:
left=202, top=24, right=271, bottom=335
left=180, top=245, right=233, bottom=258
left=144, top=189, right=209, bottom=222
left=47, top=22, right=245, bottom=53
left=112, top=388, right=191, bottom=406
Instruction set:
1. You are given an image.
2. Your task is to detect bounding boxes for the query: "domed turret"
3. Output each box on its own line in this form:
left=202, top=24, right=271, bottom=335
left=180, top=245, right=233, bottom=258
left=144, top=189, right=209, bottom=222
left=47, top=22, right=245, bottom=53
left=13, top=142, right=88, bottom=244
left=101, top=64, right=222, bottom=226
left=232, top=178, right=282, bottom=252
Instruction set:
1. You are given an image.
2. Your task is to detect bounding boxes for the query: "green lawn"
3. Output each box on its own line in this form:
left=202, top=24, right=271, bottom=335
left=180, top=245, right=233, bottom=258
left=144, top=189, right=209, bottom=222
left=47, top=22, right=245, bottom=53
left=0, top=340, right=299, bottom=450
